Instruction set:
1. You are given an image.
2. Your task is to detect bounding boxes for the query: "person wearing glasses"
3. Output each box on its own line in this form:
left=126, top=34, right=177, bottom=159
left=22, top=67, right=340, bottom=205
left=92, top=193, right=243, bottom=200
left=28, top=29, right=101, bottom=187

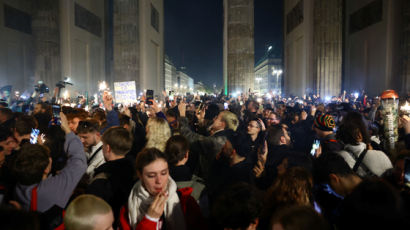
left=77, top=119, right=105, bottom=179
left=266, top=112, right=281, bottom=127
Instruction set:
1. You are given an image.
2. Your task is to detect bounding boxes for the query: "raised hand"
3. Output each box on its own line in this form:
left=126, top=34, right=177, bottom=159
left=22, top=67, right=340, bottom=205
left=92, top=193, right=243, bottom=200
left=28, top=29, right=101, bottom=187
left=253, top=141, right=268, bottom=178
left=150, top=99, right=161, bottom=113
left=60, top=112, right=71, bottom=134
left=103, top=91, right=113, bottom=111
left=178, top=102, right=187, bottom=117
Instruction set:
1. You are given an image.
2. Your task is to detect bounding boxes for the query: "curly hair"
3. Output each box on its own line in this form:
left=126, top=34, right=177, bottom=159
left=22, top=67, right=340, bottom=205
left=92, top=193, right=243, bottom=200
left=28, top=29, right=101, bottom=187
left=262, top=167, right=314, bottom=220
left=145, top=117, right=171, bottom=152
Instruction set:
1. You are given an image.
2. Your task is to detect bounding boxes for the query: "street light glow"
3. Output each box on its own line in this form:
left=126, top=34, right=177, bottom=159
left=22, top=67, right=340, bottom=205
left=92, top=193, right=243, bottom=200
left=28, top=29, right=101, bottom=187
left=63, top=90, right=69, bottom=99
left=99, top=81, right=107, bottom=91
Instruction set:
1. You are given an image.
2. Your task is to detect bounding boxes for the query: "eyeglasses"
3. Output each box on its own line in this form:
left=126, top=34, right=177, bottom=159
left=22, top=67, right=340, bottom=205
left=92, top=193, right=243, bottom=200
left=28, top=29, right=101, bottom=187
left=267, top=118, right=278, bottom=121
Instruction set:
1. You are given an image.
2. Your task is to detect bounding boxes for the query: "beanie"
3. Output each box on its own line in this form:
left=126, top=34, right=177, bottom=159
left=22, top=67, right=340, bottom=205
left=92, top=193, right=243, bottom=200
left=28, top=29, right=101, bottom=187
left=314, top=114, right=335, bottom=131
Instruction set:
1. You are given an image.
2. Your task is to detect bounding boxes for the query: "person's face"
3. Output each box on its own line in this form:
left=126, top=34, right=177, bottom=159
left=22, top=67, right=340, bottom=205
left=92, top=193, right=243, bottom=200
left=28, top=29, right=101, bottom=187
left=141, top=159, right=169, bottom=196
left=33, top=104, right=42, bottom=114
left=78, top=132, right=98, bottom=149
left=247, top=121, right=261, bottom=136
left=68, top=117, right=81, bottom=133
left=263, top=109, right=271, bottom=119
left=212, top=113, right=225, bottom=131
left=166, top=116, right=178, bottom=130
left=92, top=210, right=114, bottom=230
left=267, top=114, right=279, bottom=126
left=0, top=137, right=17, bottom=155
left=293, top=115, right=300, bottom=123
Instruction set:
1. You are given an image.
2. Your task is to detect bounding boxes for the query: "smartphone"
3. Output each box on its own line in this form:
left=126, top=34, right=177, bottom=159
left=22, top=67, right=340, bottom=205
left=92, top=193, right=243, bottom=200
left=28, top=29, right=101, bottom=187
left=52, top=105, right=61, bottom=118
left=224, top=102, right=229, bottom=110
left=310, top=140, right=320, bottom=156
left=404, top=157, right=410, bottom=188
left=146, top=90, right=154, bottom=105
left=30, top=129, right=40, bottom=144
left=169, top=95, right=174, bottom=101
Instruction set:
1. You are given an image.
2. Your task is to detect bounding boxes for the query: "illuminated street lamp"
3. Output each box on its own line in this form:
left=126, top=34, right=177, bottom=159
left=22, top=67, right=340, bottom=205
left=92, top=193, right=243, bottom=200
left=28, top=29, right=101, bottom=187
left=99, top=81, right=108, bottom=91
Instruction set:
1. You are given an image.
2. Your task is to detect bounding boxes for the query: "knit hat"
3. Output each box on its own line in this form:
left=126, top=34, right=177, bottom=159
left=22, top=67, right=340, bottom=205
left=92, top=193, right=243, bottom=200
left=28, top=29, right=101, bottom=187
left=314, top=114, right=335, bottom=131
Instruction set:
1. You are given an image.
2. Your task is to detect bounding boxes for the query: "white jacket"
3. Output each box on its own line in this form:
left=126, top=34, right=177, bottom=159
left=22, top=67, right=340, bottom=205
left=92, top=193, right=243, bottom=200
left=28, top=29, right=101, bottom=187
left=86, top=141, right=105, bottom=179
left=337, top=142, right=392, bottom=177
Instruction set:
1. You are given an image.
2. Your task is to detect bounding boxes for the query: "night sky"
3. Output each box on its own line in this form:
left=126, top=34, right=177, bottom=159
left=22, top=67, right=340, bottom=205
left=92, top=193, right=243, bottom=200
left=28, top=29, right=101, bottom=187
left=164, top=0, right=283, bottom=88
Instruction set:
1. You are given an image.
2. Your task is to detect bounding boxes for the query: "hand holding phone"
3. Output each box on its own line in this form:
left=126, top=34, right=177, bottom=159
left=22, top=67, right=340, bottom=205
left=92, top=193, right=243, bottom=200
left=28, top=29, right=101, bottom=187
left=146, top=90, right=154, bottom=105
left=52, top=105, right=61, bottom=118
left=30, top=129, right=40, bottom=144
left=310, top=140, right=320, bottom=156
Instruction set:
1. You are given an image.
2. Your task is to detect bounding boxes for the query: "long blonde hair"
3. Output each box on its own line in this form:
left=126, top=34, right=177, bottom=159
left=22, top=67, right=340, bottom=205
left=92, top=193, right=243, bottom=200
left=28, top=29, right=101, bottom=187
left=145, top=117, right=171, bottom=152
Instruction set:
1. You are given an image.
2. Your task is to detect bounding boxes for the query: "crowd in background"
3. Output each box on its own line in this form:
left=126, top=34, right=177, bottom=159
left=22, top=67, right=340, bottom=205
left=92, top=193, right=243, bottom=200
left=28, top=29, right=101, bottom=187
left=0, top=88, right=410, bottom=230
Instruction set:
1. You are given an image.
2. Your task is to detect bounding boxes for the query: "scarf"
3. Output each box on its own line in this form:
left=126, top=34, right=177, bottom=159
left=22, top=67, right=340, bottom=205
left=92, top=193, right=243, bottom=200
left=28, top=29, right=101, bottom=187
left=128, top=176, right=186, bottom=230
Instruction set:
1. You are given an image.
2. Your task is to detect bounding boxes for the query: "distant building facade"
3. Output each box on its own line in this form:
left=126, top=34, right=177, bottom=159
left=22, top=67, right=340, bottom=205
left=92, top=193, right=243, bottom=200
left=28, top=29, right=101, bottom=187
left=164, top=55, right=194, bottom=95
left=344, top=0, right=407, bottom=96
left=0, top=0, right=106, bottom=96
left=113, top=0, right=164, bottom=97
left=0, top=0, right=164, bottom=98
left=284, top=0, right=410, bottom=97
left=223, top=0, right=255, bottom=95
left=254, top=48, right=283, bottom=95
left=176, top=69, right=194, bottom=95
left=284, top=0, right=343, bottom=97
left=164, top=55, right=177, bottom=93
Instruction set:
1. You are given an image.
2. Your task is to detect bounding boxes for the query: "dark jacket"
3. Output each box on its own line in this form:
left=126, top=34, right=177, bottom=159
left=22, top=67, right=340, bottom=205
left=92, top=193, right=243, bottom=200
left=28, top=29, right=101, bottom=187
left=86, top=157, right=136, bottom=227
left=179, top=116, right=234, bottom=181
left=170, top=165, right=205, bottom=201
left=321, top=133, right=344, bottom=154
left=208, top=158, right=254, bottom=203
left=291, top=117, right=316, bottom=154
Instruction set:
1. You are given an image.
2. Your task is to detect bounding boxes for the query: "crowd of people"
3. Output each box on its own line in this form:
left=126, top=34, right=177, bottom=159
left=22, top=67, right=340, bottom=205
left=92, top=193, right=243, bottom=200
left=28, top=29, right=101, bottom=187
left=0, top=88, right=410, bottom=230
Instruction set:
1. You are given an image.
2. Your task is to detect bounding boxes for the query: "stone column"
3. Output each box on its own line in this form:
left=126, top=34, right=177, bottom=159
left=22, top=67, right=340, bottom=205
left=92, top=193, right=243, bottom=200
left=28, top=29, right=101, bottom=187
left=32, top=0, right=61, bottom=88
left=313, top=0, right=343, bottom=97
left=223, top=0, right=255, bottom=95
left=113, top=0, right=140, bottom=89
left=59, top=0, right=73, bottom=83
